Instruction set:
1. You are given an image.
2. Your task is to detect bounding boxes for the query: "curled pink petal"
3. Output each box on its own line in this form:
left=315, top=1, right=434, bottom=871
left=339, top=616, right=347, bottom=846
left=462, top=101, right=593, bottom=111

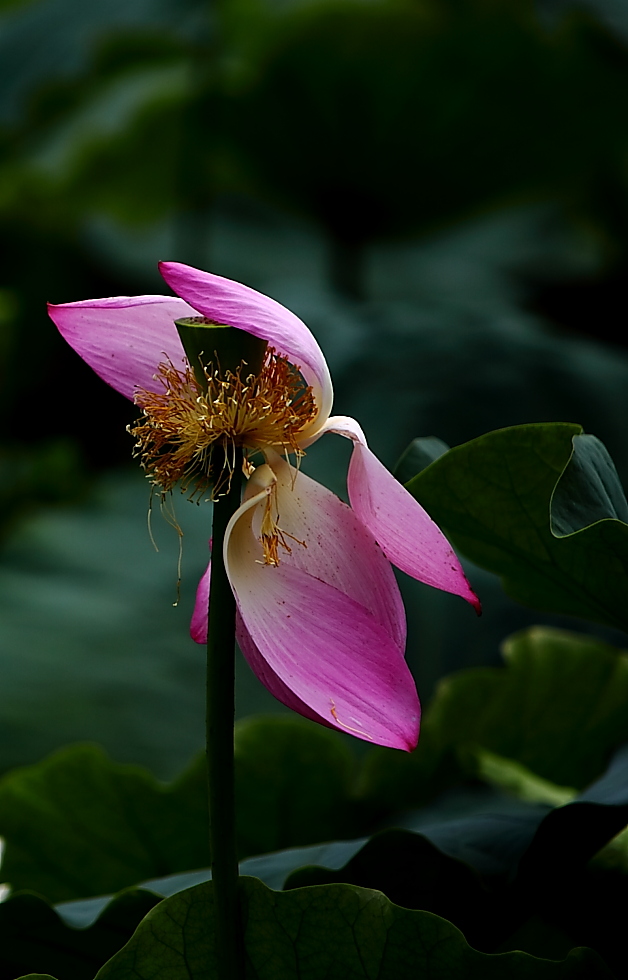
left=191, top=453, right=407, bottom=658
left=190, top=561, right=210, bottom=644
left=324, top=417, right=481, bottom=612
left=222, top=482, right=419, bottom=751
left=254, top=450, right=406, bottom=653
left=158, top=262, right=333, bottom=440
left=47, top=295, right=193, bottom=401
left=236, top=620, right=336, bottom=728
left=190, top=557, right=327, bottom=724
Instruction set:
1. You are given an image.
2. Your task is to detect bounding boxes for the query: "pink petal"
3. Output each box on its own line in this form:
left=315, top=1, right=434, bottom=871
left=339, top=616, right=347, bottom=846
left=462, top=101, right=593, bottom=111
left=47, top=295, right=194, bottom=401
left=324, top=417, right=481, bottom=612
left=191, top=556, right=334, bottom=728
left=190, top=560, right=211, bottom=644
left=192, top=456, right=407, bottom=657
left=236, top=621, right=336, bottom=729
left=223, top=481, right=419, bottom=751
left=253, top=451, right=406, bottom=653
left=158, top=262, right=333, bottom=439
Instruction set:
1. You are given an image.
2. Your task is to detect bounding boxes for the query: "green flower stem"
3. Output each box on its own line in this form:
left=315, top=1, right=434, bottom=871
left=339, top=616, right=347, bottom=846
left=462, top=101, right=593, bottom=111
left=207, top=449, right=244, bottom=979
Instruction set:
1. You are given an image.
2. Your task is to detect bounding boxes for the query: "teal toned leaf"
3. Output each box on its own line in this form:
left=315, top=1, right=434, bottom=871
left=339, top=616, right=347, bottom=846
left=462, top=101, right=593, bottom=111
left=96, top=876, right=612, bottom=979
left=550, top=433, right=628, bottom=536
left=469, top=750, right=577, bottom=807
left=0, top=744, right=209, bottom=903
left=393, top=436, right=449, bottom=485
left=234, top=716, right=358, bottom=859
left=50, top=743, right=628, bottom=973
left=0, top=719, right=361, bottom=904
left=406, top=423, right=628, bottom=631
left=283, top=828, right=494, bottom=946
left=360, top=625, right=628, bottom=811
left=52, top=839, right=370, bottom=931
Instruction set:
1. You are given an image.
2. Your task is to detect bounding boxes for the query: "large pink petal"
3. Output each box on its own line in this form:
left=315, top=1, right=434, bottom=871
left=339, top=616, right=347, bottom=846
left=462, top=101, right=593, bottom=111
left=190, top=562, right=333, bottom=728
left=47, top=295, right=194, bottom=401
left=236, top=620, right=337, bottom=729
left=324, top=417, right=481, bottom=612
left=191, top=556, right=333, bottom=727
left=254, top=451, right=406, bottom=653
left=158, top=262, right=333, bottom=440
left=191, top=454, right=407, bottom=656
left=224, top=490, right=420, bottom=751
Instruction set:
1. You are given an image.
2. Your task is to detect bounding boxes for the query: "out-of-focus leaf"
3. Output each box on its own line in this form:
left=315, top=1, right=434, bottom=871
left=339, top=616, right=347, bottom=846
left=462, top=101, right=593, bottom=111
left=504, top=743, right=628, bottom=912
left=0, top=470, right=305, bottom=779
left=283, top=829, right=493, bottom=941
left=0, top=718, right=361, bottom=903
left=301, top=744, right=628, bottom=887
left=550, top=433, right=628, bottom=535
left=0, top=0, right=192, bottom=126
left=0, top=744, right=209, bottom=903
left=219, top=0, right=628, bottom=263
left=469, top=750, right=577, bottom=807
left=46, top=743, right=628, bottom=974
left=96, top=876, right=612, bottom=979
left=393, top=436, right=449, bottom=485
left=291, top=747, right=628, bottom=966
left=0, top=0, right=40, bottom=12
left=0, top=440, right=89, bottom=538
left=52, top=839, right=370, bottom=931
left=234, top=716, right=358, bottom=859
left=29, top=63, right=189, bottom=182
left=360, top=625, right=628, bottom=811
left=406, top=423, right=628, bottom=631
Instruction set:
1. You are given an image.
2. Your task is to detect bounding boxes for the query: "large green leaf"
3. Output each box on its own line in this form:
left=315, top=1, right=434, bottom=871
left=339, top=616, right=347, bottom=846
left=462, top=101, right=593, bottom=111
left=406, top=423, right=628, bottom=631
left=0, top=744, right=209, bottom=904
left=10, top=627, right=617, bottom=910
left=550, top=434, right=628, bottom=536
left=360, top=625, right=628, bottom=810
left=283, top=828, right=495, bottom=947
left=286, top=744, right=628, bottom=920
left=96, top=877, right=612, bottom=979
left=1, top=845, right=367, bottom=978
left=0, top=718, right=361, bottom=903
left=40, top=742, right=628, bottom=977
left=233, top=716, right=358, bottom=859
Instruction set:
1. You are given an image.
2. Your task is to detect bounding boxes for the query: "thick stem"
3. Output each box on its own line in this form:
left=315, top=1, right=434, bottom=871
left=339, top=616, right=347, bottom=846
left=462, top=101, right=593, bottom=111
left=207, top=449, right=243, bottom=978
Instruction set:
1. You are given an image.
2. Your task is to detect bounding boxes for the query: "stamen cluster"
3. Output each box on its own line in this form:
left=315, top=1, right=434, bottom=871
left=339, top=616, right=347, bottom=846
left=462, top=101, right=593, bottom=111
left=130, top=349, right=316, bottom=499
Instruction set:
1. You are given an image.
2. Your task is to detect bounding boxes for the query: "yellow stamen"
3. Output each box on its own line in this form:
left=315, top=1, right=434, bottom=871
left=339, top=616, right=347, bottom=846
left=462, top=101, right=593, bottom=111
left=130, top=348, right=317, bottom=501
left=256, top=483, right=306, bottom=566
left=330, top=700, right=374, bottom=740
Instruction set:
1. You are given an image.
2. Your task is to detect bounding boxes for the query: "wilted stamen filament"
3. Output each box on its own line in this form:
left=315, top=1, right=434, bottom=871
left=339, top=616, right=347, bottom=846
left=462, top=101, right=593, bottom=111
left=257, top=487, right=306, bottom=566
left=130, top=348, right=316, bottom=499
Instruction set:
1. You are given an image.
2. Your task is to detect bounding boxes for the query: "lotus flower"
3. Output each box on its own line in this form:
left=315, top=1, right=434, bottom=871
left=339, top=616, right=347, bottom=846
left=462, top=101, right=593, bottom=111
left=48, top=262, right=479, bottom=751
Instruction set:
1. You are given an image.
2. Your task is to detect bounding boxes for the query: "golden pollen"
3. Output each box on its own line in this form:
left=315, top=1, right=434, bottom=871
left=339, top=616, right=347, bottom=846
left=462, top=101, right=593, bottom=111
left=130, top=348, right=317, bottom=499
left=256, top=484, right=306, bottom=567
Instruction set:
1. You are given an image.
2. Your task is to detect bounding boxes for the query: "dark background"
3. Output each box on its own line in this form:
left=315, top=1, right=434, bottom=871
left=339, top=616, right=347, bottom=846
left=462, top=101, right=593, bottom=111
left=2, top=0, right=628, bottom=777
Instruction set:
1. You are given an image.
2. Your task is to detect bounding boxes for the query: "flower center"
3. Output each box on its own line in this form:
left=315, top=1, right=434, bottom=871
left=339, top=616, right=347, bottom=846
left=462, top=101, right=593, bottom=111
left=130, top=348, right=317, bottom=499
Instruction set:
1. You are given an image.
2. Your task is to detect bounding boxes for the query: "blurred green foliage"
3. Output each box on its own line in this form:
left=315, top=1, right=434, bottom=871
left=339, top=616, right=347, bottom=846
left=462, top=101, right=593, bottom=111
left=3, top=0, right=628, bottom=504
left=3, top=627, right=628, bottom=974
left=3, top=7, right=628, bottom=974
left=4, top=0, right=628, bottom=784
